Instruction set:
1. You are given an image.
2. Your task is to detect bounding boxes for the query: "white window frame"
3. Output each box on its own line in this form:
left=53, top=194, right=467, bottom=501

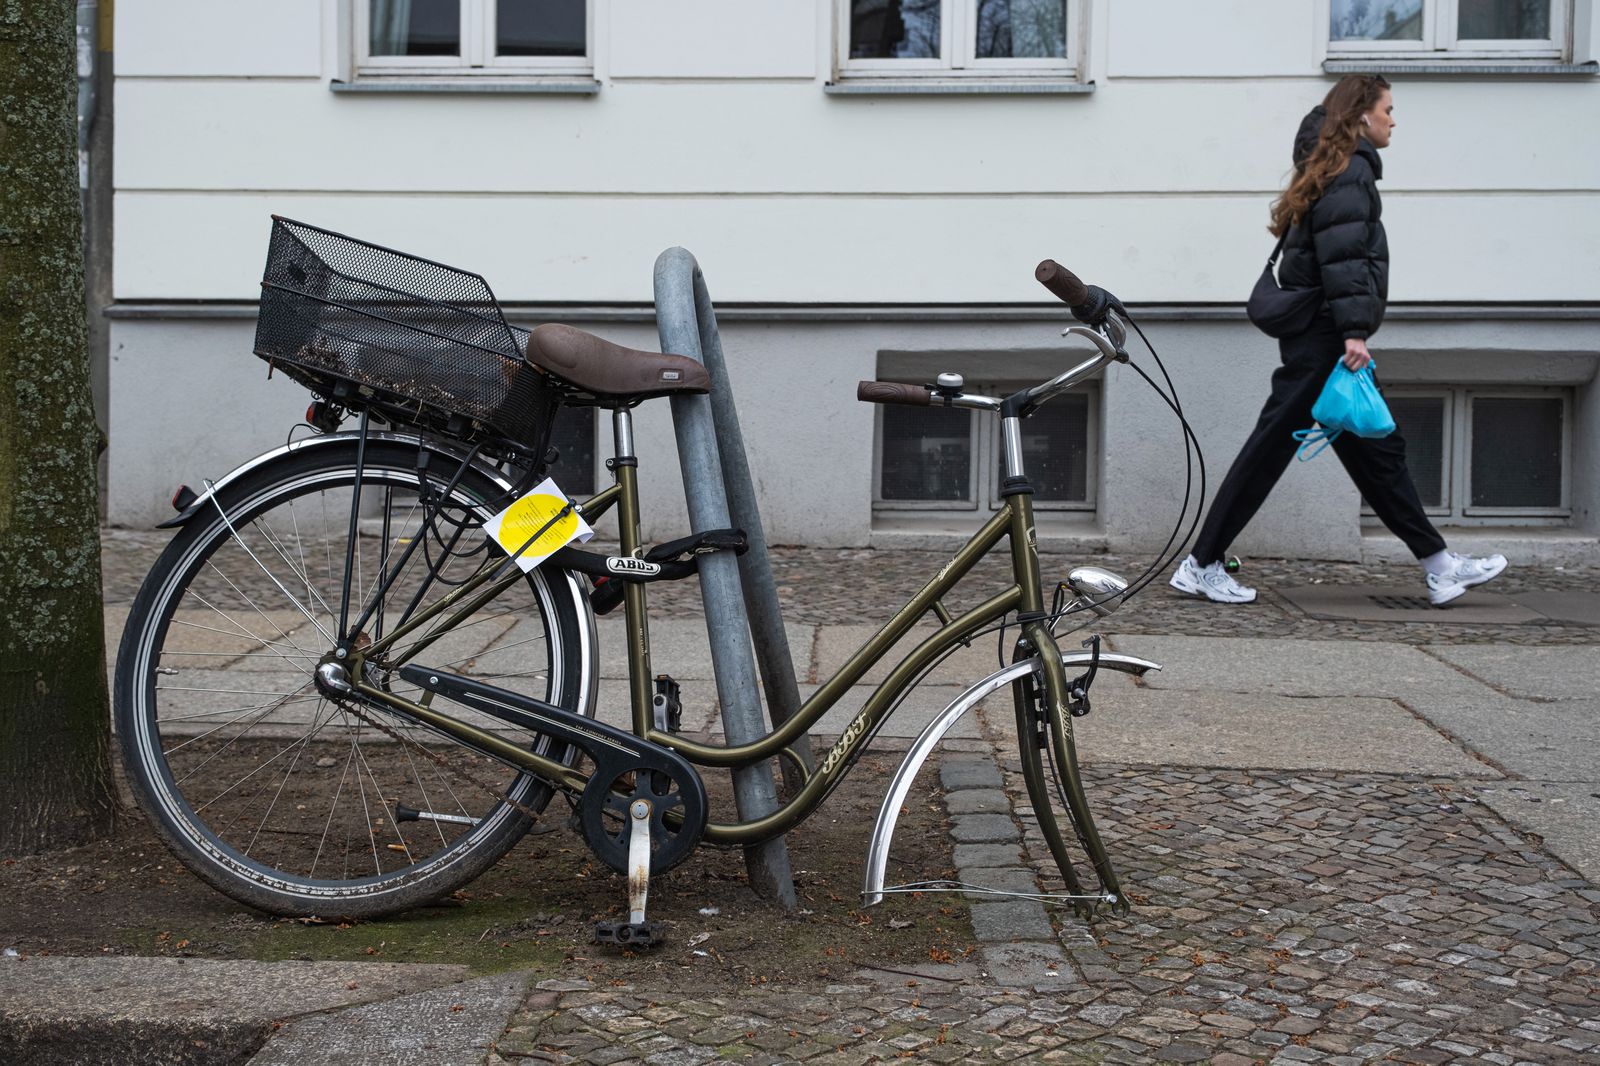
left=1362, top=386, right=1571, bottom=526
left=1326, top=0, right=1570, bottom=60
left=873, top=401, right=982, bottom=511
left=1462, top=389, right=1571, bottom=518
left=355, top=0, right=593, bottom=77
left=837, top=0, right=1081, bottom=79
left=873, top=381, right=1098, bottom=514
left=1379, top=390, right=1454, bottom=516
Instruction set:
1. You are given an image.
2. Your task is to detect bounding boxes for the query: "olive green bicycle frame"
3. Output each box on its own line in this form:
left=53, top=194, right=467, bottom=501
left=344, top=446, right=1119, bottom=903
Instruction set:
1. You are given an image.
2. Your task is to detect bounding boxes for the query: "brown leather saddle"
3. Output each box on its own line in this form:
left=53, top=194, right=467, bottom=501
left=526, top=323, right=709, bottom=406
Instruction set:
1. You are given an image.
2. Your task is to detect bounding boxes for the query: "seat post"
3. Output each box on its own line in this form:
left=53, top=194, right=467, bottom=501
left=612, top=405, right=636, bottom=463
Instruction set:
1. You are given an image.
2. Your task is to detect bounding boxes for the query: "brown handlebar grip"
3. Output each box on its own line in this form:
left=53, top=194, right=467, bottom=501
left=857, top=381, right=932, bottom=406
left=1035, top=259, right=1090, bottom=306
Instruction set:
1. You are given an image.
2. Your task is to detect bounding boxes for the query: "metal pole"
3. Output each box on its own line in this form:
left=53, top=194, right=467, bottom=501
left=687, top=270, right=814, bottom=787
left=653, top=247, right=797, bottom=909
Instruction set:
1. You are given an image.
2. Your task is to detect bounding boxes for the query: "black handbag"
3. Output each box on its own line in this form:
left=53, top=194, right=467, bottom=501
left=1246, top=230, right=1323, bottom=338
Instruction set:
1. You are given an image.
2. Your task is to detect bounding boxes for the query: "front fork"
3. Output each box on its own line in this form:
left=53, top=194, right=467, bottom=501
left=1004, top=488, right=1124, bottom=916
left=1011, top=622, right=1126, bottom=916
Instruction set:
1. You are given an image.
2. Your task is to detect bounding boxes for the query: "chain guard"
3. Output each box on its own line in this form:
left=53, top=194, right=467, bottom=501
left=580, top=764, right=706, bottom=876
left=400, top=666, right=708, bottom=875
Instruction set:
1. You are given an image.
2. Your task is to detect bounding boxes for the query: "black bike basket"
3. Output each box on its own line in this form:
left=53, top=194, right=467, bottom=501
left=253, top=216, right=559, bottom=458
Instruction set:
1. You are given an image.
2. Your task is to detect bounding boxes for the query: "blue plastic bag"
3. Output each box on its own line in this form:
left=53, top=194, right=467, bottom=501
left=1293, top=361, right=1396, bottom=460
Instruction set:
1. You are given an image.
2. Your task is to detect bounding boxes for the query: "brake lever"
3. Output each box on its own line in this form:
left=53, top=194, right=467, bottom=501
left=1066, top=634, right=1101, bottom=718
left=1061, top=325, right=1126, bottom=364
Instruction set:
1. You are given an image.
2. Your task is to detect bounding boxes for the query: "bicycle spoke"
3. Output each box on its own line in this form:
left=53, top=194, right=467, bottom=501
left=156, top=693, right=323, bottom=726
left=162, top=687, right=320, bottom=759
left=199, top=520, right=336, bottom=647
left=240, top=703, right=339, bottom=857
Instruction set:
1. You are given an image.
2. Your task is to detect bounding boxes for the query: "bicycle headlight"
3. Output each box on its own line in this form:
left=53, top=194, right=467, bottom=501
left=1066, top=566, right=1128, bottom=617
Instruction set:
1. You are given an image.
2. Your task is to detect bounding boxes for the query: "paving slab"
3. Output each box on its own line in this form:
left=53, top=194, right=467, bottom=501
left=1063, top=687, right=1494, bottom=777
left=250, top=971, right=530, bottom=1065
left=1401, top=693, right=1600, bottom=781
left=1422, top=644, right=1600, bottom=702
left=592, top=678, right=718, bottom=735
left=812, top=622, right=1009, bottom=688
left=595, top=616, right=815, bottom=682
left=695, top=683, right=983, bottom=745
left=1471, top=782, right=1600, bottom=884
left=0, top=957, right=471, bottom=1066
left=1504, top=589, right=1600, bottom=626
left=1105, top=635, right=1492, bottom=700
left=1278, top=584, right=1544, bottom=625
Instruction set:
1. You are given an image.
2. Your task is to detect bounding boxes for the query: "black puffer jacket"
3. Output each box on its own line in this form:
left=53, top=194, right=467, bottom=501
left=1277, top=105, right=1389, bottom=340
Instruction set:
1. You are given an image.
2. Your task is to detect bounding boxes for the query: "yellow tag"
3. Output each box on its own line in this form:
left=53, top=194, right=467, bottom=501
left=482, top=478, right=593, bottom=572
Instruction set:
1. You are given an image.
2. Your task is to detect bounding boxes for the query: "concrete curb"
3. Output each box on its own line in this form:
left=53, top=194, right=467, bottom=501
left=0, top=958, right=484, bottom=1066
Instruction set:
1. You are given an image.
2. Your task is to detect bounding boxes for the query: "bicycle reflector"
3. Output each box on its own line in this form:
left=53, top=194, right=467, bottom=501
left=171, top=484, right=198, bottom=512
left=306, top=401, right=344, bottom=433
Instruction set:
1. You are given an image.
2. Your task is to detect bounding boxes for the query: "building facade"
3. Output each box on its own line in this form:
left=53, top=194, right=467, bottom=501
left=105, top=0, right=1600, bottom=562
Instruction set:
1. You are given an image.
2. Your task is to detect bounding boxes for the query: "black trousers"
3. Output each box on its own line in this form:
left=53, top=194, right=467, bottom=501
left=1191, top=320, right=1447, bottom=567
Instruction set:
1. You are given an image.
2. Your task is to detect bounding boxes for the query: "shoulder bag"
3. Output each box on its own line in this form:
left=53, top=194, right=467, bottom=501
left=1246, top=230, right=1323, bottom=339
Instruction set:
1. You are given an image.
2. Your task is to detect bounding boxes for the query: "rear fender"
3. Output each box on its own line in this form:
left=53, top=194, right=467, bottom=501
left=158, top=431, right=492, bottom=528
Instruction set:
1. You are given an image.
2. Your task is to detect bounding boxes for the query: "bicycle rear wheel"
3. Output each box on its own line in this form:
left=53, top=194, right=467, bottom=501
left=115, top=437, right=595, bottom=918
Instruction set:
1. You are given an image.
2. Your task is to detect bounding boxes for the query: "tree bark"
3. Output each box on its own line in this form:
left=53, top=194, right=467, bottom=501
left=0, top=0, right=119, bottom=853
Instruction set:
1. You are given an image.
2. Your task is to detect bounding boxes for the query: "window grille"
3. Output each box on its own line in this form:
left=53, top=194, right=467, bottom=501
left=1362, top=387, right=1570, bottom=525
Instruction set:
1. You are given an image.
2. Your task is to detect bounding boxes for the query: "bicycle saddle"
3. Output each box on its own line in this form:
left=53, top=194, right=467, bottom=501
left=527, top=323, right=710, bottom=403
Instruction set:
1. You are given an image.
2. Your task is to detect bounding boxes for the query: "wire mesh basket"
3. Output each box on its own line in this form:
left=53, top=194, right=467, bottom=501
left=254, top=216, right=559, bottom=457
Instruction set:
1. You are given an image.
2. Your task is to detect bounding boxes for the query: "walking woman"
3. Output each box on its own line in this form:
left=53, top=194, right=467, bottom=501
left=1170, top=74, right=1506, bottom=606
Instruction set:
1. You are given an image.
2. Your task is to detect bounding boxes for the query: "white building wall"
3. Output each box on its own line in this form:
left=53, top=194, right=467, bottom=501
left=112, top=2, right=1600, bottom=304
left=108, top=0, right=1600, bottom=558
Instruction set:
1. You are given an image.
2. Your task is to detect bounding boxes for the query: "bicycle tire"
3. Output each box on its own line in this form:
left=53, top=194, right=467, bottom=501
left=115, top=437, right=595, bottom=918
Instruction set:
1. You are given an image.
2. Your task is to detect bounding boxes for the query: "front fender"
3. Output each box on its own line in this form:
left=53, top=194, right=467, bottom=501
left=861, top=649, right=1159, bottom=906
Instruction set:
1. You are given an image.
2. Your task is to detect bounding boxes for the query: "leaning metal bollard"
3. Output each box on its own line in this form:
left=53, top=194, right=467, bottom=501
left=653, top=247, right=800, bottom=908
left=679, top=257, right=813, bottom=789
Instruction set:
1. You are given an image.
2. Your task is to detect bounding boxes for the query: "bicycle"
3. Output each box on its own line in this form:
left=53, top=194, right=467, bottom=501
left=115, top=218, right=1198, bottom=946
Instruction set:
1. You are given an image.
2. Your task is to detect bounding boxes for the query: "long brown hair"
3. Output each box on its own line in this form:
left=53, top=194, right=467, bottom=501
left=1269, top=74, right=1391, bottom=237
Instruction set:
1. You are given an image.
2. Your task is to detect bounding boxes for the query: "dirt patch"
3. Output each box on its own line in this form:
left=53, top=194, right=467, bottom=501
left=0, top=752, right=974, bottom=986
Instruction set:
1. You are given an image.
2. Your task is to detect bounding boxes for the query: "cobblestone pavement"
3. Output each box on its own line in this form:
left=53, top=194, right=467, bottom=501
left=492, top=764, right=1600, bottom=1064
left=98, top=530, right=1598, bottom=1063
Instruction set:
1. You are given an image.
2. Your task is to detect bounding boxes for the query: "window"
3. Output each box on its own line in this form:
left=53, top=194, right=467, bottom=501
left=357, top=0, right=590, bottom=77
left=1328, top=0, right=1567, bottom=59
left=874, top=382, right=1097, bottom=514
left=1362, top=388, right=1571, bottom=524
left=840, top=0, right=1078, bottom=78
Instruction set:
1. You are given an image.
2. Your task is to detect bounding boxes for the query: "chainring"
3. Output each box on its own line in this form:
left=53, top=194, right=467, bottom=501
left=578, top=764, right=707, bottom=876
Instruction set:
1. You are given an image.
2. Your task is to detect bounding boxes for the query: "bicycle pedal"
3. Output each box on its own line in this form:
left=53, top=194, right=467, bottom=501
left=593, top=920, right=664, bottom=949
left=652, top=674, right=683, bottom=733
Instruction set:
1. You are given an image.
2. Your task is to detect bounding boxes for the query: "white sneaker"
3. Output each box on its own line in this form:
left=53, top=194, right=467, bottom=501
left=1427, top=552, right=1508, bottom=606
left=1169, top=555, right=1257, bottom=604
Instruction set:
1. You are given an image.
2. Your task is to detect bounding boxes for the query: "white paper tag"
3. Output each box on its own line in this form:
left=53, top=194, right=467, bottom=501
left=482, top=478, right=593, bottom=572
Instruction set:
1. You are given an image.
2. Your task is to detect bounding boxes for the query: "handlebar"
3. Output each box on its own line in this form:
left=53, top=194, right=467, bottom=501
left=858, top=261, right=1129, bottom=416
left=1036, top=258, right=1124, bottom=331
left=856, top=381, right=932, bottom=407
left=1034, top=259, right=1089, bottom=306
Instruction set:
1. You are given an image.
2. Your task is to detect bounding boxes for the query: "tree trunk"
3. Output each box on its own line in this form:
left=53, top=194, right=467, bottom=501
left=0, top=0, right=119, bottom=853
